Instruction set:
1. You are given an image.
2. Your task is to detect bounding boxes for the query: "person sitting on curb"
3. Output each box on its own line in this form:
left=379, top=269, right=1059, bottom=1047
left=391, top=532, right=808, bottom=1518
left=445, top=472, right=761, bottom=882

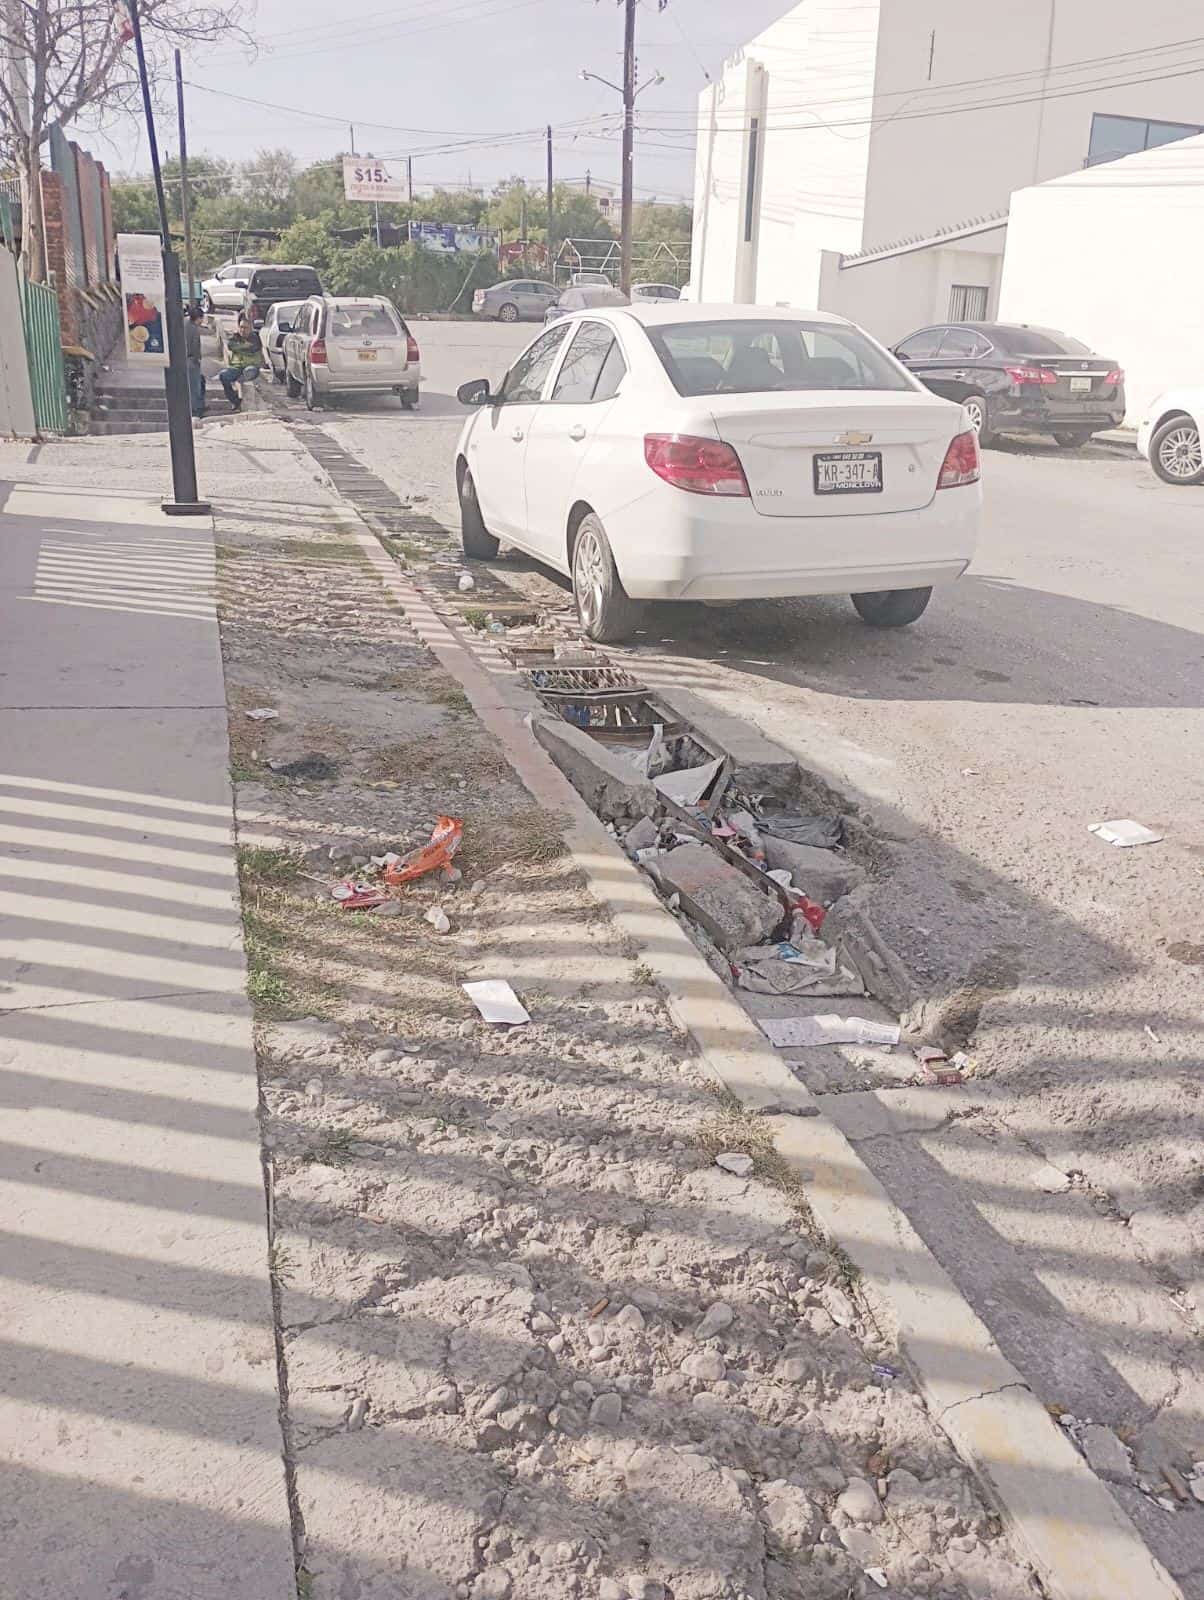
left=218, top=314, right=263, bottom=412
left=184, top=305, right=206, bottom=419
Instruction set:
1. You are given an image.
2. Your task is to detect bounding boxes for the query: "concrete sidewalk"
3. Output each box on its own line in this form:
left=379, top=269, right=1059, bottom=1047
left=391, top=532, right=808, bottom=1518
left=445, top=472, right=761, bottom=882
left=0, top=483, right=295, bottom=1596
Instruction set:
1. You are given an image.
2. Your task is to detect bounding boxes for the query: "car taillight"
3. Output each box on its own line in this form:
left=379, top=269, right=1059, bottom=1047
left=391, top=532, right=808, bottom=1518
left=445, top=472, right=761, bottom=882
left=1104, top=369, right=1123, bottom=385
left=406, top=334, right=420, bottom=364
left=310, top=338, right=327, bottom=365
left=644, top=433, right=749, bottom=496
left=1005, top=365, right=1057, bottom=385
left=252, top=300, right=268, bottom=319
left=937, top=429, right=981, bottom=489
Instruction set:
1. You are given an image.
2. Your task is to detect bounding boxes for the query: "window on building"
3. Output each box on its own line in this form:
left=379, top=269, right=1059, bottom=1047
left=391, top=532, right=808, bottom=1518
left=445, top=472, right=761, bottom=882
left=744, top=117, right=760, bottom=244
left=948, top=284, right=988, bottom=322
left=1087, top=112, right=1204, bottom=167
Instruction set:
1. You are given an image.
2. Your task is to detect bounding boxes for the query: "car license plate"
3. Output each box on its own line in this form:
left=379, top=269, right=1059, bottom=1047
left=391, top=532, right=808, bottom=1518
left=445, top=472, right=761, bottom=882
left=814, top=451, right=882, bottom=494
left=357, top=349, right=378, bottom=361
left=1069, top=375, right=1091, bottom=394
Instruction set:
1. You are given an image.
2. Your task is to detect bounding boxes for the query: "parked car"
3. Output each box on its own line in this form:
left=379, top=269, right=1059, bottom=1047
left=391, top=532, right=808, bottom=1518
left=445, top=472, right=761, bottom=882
left=892, top=321, right=1124, bottom=448
left=472, top=280, right=559, bottom=322
left=201, top=260, right=265, bottom=314
left=545, top=285, right=630, bottom=325
left=260, top=300, right=305, bottom=384
left=242, top=264, right=322, bottom=327
left=631, top=282, right=681, bottom=303
left=453, top=304, right=980, bottom=643
left=1137, top=389, right=1204, bottom=485
left=283, top=295, right=421, bottom=410
left=572, top=271, right=612, bottom=287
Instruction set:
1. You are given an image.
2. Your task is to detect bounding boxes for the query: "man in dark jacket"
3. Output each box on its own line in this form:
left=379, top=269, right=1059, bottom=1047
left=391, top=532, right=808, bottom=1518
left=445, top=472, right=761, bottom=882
left=184, top=306, right=205, bottom=418
left=217, top=314, right=263, bottom=411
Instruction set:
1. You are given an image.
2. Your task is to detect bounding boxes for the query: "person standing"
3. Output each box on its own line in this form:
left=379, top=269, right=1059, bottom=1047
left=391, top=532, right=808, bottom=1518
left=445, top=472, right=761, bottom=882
left=217, top=314, right=263, bottom=411
left=184, top=306, right=206, bottom=419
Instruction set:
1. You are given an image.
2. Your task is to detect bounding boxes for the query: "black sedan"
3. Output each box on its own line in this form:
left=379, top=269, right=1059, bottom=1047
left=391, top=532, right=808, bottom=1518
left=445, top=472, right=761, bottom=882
left=891, top=322, right=1124, bottom=449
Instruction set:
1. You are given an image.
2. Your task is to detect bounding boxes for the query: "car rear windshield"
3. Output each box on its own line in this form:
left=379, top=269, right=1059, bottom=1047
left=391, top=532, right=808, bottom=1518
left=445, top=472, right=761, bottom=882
left=990, top=326, right=1090, bottom=356
left=250, top=268, right=322, bottom=295
left=328, top=302, right=403, bottom=338
left=648, top=319, right=912, bottom=397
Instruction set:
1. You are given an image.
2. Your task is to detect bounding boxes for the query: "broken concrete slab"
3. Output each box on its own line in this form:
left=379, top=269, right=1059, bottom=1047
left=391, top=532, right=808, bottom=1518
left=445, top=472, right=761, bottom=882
left=654, top=843, right=781, bottom=953
left=762, top=836, right=865, bottom=905
left=529, top=712, right=657, bottom=821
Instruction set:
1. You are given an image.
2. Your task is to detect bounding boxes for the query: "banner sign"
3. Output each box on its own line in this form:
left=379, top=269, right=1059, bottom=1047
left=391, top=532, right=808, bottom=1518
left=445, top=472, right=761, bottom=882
left=117, top=232, right=168, bottom=365
left=409, top=221, right=498, bottom=254
left=343, top=157, right=407, bottom=202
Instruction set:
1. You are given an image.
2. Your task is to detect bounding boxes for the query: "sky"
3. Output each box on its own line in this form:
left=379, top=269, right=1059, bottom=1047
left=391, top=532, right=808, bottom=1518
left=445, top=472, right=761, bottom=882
left=93, top=0, right=793, bottom=202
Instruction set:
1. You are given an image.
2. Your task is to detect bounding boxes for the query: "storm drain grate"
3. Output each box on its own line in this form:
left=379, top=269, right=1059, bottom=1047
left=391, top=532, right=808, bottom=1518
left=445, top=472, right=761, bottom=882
left=527, top=664, right=644, bottom=695
left=289, top=421, right=447, bottom=541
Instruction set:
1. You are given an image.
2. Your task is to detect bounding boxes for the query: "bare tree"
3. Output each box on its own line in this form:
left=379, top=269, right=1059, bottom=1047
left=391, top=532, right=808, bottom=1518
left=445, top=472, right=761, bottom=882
left=0, top=0, right=246, bottom=280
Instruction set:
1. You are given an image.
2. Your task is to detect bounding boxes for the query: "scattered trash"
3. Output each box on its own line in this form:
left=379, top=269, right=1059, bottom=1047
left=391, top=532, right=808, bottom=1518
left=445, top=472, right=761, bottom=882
left=457, top=572, right=475, bottom=592
left=780, top=939, right=837, bottom=973
left=727, top=808, right=767, bottom=862
left=463, top=979, right=530, bottom=1026
left=331, top=880, right=391, bottom=910
left=652, top=755, right=728, bottom=808
left=715, top=1151, right=754, bottom=1177
left=623, top=816, right=660, bottom=854
left=425, top=905, right=451, bottom=933
left=245, top=707, right=279, bottom=721
left=732, top=943, right=863, bottom=997
left=961, top=767, right=978, bottom=777
left=864, top=1569, right=888, bottom=1590
left=487, top=618, right=506, bottom=635
left=767, top=867, right=793, bottom=887
left=758, top=812, right=843, bottom=849
left=383, top=817, right=463, bottom=885
left=1087, top=819, right=1163, bottom=848
left=269, top=752, right=338, bottom=780
left=761, top=1015, right=901, bottom=1049
left=914, top=1046, right=947, bottom=1065
left=871, top=1362, right=900, bottom=1381
left=791, top=896, right=827, bottom=934
left=1144, top=1025, right=1162, bottom=1045
left=587, top=1296, right=610, bottom=1318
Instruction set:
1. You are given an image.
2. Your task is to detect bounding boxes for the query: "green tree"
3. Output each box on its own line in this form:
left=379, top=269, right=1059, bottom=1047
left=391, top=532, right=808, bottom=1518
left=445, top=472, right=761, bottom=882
left=110, top=181, right=162, bottom=235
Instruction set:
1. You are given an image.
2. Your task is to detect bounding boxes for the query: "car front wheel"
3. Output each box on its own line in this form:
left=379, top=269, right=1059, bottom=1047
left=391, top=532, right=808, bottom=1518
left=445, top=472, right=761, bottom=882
left=497, top=302, right=519, bottom=323
left=459, top=465, right=499, bottom=560
left=286, top=369, right=302, bottom=399
left=304, top=369, right=319, bottom=411
left=1150, top=416, right=1204, bottom=485
left=851, top=587, right=932, bottom=628
left=572, top=513, right=642, bottom=643
left=1053, top=431, right=1090, bottom=449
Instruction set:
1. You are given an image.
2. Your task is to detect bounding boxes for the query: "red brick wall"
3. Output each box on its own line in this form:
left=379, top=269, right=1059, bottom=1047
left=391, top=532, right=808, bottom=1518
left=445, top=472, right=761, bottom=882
left=39, top=169, right=81, bottom=346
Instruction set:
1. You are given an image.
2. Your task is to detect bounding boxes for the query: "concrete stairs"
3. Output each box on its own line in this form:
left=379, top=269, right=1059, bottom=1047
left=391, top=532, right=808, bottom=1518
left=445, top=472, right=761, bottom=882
left=89, top=378, right=169, bottom=436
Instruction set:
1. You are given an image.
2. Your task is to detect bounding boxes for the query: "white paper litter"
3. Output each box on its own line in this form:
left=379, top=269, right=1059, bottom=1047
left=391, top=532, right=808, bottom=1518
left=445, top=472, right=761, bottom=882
left=1087, top=819, right=1163, bottom=848
left=767, top=868, right=793, bottom=887
left=457, top=572, right=475, bottom=592
left=782, top=941, right=838, bottom=974
left=245, top=707, right=279, bottom=721
left=652, top=755, right=726, bottom=807
left=462, top=979, right=530, bottom=1025
left=425, top=906, right=451, bottom=933
left=761, top=1014, right=901, bottom=1049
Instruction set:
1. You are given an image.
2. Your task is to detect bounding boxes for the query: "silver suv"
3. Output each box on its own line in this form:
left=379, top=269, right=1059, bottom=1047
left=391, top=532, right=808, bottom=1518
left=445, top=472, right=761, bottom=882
left=283, top=295, right=422, bottom=410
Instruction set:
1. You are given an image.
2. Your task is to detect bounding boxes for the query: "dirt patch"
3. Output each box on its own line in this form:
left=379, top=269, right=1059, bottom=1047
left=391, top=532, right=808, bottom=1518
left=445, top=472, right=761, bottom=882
left=217, top=482, right=1038, bottom=1600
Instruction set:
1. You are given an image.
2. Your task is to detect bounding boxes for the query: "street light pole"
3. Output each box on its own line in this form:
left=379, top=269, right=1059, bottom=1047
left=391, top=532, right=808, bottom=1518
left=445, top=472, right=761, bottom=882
left=127, top=0, right=208, bottom=515
left=620, top=0, right=635, bottom=295
left=546, top=124, right=554, bottom=276
left=174, top=51, right=196, bottom=310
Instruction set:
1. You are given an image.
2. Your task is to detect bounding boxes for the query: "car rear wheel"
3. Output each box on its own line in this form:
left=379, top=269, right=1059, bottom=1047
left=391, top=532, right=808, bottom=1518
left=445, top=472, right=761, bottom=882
left=272, top=360, right=285, bottom=385
left=572, top=513, right=642, bottom=643
left=304, top=369, right=318, bottom=411
left=963, top=393, right=994, bottom=446
left=400, top=390, right=419, bottom=410
left=202, top=292, right=214, bottom=316
left=286, top=369, right=302, bottom=399
left=497, top=302, right=519, bottom=323
left=1150, top=416, right=1204, bottom=485
left=459, top=466, right=499, bottom=560
left=851, top=587, right=933, bottom=628
left=1053, top=431, right=1090, bottom=449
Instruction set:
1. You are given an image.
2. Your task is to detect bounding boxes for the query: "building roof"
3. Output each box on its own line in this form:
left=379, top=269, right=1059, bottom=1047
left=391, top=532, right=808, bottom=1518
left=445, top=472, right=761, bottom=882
left=1029, top=130, right=1204, bottom=190
left=840, top=212, right=1008, bottom=269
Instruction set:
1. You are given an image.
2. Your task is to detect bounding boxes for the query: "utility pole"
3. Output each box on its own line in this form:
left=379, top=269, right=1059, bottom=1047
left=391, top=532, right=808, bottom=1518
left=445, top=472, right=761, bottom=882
left=546, top=124, right=554, bottom=273
left=620, top=0, right=635, bottom=294
left=174, top=52, right=196, bottom=307
left=407, top=156, right=413, bottom=203
left=127, top=0, right=207, bottom=515
left=349, top=123, right=356, bottom=154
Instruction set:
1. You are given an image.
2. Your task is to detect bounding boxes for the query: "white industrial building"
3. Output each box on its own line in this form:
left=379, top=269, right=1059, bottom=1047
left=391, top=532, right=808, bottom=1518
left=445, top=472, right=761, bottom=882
left=690, top=0, right=1204, bottom=346
left=1000, top=134, right=1204, bottom=423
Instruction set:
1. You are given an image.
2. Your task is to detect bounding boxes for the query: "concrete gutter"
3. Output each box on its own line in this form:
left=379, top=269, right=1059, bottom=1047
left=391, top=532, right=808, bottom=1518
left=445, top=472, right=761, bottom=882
left=322, top=499, right=1183, bottom=1600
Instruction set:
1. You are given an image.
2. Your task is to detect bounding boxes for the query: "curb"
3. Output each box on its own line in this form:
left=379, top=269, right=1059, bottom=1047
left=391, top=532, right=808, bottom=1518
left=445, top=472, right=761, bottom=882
left=319, top=496, right=1183, bottom=1600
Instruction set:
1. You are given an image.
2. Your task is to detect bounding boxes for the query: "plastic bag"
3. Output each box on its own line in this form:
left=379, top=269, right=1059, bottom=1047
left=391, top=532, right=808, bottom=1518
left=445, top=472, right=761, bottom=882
left=383, top=817, right=464, bottom=885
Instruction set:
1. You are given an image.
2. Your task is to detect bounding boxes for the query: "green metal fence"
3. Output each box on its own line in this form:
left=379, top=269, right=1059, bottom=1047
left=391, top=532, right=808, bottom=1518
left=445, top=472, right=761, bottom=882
left=19, top=276, right=67, bottom=435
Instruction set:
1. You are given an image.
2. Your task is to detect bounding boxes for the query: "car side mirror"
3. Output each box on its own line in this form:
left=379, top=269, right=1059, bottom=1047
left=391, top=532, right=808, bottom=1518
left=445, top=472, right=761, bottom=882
left=457, top=377, right=492, bottom=406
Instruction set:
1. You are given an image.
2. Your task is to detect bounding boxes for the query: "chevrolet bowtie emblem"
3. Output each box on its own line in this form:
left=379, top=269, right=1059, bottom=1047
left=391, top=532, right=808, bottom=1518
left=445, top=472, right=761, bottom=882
left=835, top=430, right=872, bottom=446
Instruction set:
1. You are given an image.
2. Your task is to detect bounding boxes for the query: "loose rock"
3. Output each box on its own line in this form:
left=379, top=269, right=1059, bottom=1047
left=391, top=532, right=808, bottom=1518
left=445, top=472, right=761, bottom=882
left=694, top=1301, right=735, bottom=1341
left=1080, top=1424, right=1136, bottom=1485
left=681, top=1349, right=726, bottom=1383
left=837, top=1477, right=884, bottom=1524
left=715, top=1152, right=754, bottom=1178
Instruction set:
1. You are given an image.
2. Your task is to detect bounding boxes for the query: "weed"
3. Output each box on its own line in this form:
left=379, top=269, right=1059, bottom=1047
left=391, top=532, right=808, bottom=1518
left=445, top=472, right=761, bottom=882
left=297, top=1570, right=315, bottom=1600
left=247, top=965, right=290, bottom=1006
left=238, top=845, right=304, bottom=885
left=230, top=759, right=260, bottom=783
left=461, top=607, right=488, bottom=631
left=428, top=682, right=473, bottom=715
left=270, top=1240, right=297, bottom=1283
left=632, top=962, right=656, bottom=987
left=302, top=1128, right=358, bottom=1164
left=277, top=539, right=364, bottom=564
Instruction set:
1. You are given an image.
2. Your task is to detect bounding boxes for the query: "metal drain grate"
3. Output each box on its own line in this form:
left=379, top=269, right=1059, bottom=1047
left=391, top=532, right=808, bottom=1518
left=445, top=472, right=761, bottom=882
left=528, top=664, right=644, bottom=695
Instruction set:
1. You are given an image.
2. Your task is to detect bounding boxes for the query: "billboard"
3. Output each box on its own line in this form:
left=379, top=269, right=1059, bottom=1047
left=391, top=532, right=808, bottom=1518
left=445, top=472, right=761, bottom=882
left=409, top=221, right=498, bottom=254
left=117, top=233, right=168, bottom=366
left=343, top=157, right=407, bottom=203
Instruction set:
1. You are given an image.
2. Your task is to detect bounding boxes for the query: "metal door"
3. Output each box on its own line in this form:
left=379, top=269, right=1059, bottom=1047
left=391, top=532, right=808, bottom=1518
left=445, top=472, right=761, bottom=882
left=20, top=276, right=67, bottom=434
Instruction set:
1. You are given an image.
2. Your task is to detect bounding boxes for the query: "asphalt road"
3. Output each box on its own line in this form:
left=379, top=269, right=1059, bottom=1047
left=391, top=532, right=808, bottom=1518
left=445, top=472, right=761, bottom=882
left=271, top=319, right=1204, bottom=1589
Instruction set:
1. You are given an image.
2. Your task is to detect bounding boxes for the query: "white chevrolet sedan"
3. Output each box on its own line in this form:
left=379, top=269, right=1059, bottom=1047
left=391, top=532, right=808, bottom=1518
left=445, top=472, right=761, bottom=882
left=454, top=304, right=981, bottom=642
